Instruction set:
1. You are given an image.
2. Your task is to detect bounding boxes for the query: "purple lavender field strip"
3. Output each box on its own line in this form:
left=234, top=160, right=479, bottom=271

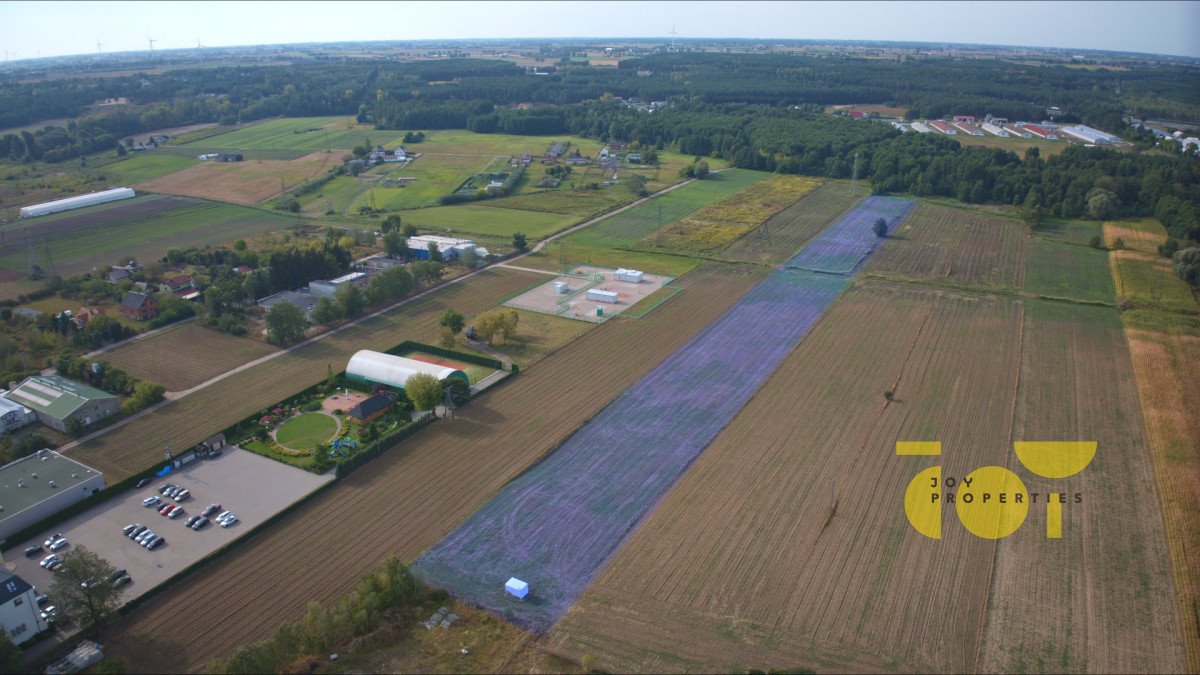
left=413, top=195, right=917, bottom=633
left=787, top=195, right=916, bottom=274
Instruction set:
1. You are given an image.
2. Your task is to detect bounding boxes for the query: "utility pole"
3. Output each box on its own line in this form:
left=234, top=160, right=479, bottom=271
left=849, top=152, right=860, bottom=195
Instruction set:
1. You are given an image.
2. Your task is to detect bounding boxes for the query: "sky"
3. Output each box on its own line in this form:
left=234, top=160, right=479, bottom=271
left=0, top=1, right=1198, bottom=60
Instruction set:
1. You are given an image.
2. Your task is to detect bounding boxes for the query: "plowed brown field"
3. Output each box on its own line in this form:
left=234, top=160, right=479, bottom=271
left=864, top=202, right=1029, bottom=290
left=549, top=285, right=1183, bottom=673
left=68, top=268, right=541, bottom=481
left=101, top=262, right=768, bottom=673
left=100, top=323, right=279, bottom=392
left=136, top=151, right=339, bottom=205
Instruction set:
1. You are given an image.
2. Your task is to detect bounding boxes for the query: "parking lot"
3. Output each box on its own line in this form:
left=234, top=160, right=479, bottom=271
left=4, top=447, right=332, bottom=606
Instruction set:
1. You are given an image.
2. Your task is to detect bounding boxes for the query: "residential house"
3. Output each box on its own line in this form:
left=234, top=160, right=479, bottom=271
left=160, top=274, right=194, bottom=294
left=119, top=291, right=157, bottom=321
left=73, top=307, right=104, bottom=329
left=348, top=393, right=393, bottom=424
left=0, top=571, right=47, bottom=644
left=104, top=267, right=132, bottom=285
left=234, top=265, right=253, bottom=275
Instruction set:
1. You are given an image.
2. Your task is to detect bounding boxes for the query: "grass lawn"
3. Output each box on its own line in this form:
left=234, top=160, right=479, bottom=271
left=400, top=204, right=578, bottom=240
left=275, top=413, right=339, bottom=451
left=102, top=154, right=199, bottom=184
left=484, top=187, right=630, bottom=217
left=1023, top=236, right=1115, bottom=304
left=1038, top=218, right=1103, bottom=246
left=347, top=154, right=492, bottom=212
left=458, top=309, right=593, bottom=370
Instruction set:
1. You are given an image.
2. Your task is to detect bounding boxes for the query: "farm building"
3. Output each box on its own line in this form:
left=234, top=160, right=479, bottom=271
left=0, top=449, right=104, bottom=544
left=345, top=350, right=469, bottom=391
left=257, top=290, right=320, bottom=321
left=119, top=291, right=157, bottom=320
left=406, top=235, right=478, bottom=261
left=928, top=121, right=957, bottom=135
left=1023, top=124, right=1059, bottom=140
left=4, top=376, right=119, bottom=433
left=910, top=121, right=932, bottom=133
left=1059, top=124, right=1123, bottom=145
left=980, top=123, right=1010, bottom=137
left=951, top=122, right=984, bottom=136
left=105, top=267, right=132, bottom=284
left=985, top=115, right=1008, bottom=126
left=1003, top=125, right=1033, bottom=138
left=347, top=393, right=393, bottom=424
left=0, top=396, right=35, bottom=435
left=953, top=115, right=977, bottom=123
left=309, top=272, right=367, bottom=299
left=18, top=187, right=135, bottom=218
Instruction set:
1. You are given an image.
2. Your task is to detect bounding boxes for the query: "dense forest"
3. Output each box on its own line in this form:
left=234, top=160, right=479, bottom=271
left=3, top=52, right=1199, bottom=239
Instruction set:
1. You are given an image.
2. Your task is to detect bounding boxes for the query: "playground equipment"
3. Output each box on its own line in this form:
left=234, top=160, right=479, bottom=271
left=328, top=436, right=359, bottom=458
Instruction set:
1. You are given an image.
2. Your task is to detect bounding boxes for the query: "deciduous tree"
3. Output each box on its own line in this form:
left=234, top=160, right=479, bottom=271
left=405, top=373, right=442, bottom=411
left=265, top=301, right=307, bottom=345
left=48, top=546, right=123, bottom=634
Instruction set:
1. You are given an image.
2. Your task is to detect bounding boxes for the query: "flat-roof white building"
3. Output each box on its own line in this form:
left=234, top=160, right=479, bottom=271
left=0, top=449, right=104, bottom=542
left=980, top=123, right=1010, bottom=137
left=910, top=122, right=932, bottom=133
left=309, top=272, right=367, bottom=298
left=1059, top=124, right=1123, bottom=145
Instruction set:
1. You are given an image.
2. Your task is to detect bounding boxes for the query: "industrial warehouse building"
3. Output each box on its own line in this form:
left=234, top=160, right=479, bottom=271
left=1059, top=124, right=1123, bottom=145
left=309, top=272, right=367, bottom=298
left=4, top=376, right=119, bottom=433
left=346, top=350, right=469, bottom=391
left=0, top=396, right=35, bottom=436
left=18, top=187, right=135, bottom=218
left=405, top=235, right=488, bottom=262
left=0, top=450, right=104, bottom=543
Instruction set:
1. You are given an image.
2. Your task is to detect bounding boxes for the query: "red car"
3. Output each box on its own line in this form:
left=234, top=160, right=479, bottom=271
left=159, top=504, right=176, bottom=516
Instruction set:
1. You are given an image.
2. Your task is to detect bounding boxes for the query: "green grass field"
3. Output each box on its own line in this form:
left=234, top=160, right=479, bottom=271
left=1111, top=253, right=1200, bottom=314
left=400, top=204, right=577, bottom=240
left=1039, top=218, right=1103, bottom=247
left=484, top=188, right=630, bottom=217
left=346, top=155, right=492, bottom=212
left=275, top=413, right=339, bottom=451
left=101, top=154, right=199, bottom=184
left=1023, top=237, right=1116, bottom=304
left=178, top=116, right=407, bottom=153
left=0, top=195, right=311, bottom=287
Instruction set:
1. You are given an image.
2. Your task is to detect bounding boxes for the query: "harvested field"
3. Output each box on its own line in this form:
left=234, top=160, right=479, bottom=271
left=980, top=300, right=1183, bottom=673
left=415, top=197, right=915, bottom=632
left=65, top=268, right=544, bottom=482
left=1124, top=328, right=1200, bottom=670
left=99, top=262, right=769, bottom=673
left=631, top=175, right=821, bottom=256
left=1103, top=218, right=1171, bottom=256
left=720, top=180, right=864, bottom=263
left=864, top=202, right=1030, bottom=290
left=100, top=323, right=279, bottom=392
left=550, top=281, right=1026, bottom=673
left=136, top=151, right=340, bottom=205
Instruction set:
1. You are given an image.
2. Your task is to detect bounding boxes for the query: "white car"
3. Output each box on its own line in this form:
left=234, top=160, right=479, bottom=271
left=218, top=514, right=238, bottom=528
left=167, top=507, right=185, bottom=519
left=48, top=538, right=69, bottom=552
left=142, top=496, right=160, bottom=507
left=43, top=533, right=65, bottom=548
left=174, top=489, right=190, bottom=502
left=39, top=554, right=59, bottom=568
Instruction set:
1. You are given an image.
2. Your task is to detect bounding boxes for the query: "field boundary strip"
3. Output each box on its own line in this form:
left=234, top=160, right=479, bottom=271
left=413, top=196, right=916, bottom=632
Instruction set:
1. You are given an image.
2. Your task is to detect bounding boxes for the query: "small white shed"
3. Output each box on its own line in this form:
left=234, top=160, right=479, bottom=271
left=614, top=268, right=645, bottom=283
left=505, top=577, right=529, bottom=599
left=587, top=289, right=618, bottom=303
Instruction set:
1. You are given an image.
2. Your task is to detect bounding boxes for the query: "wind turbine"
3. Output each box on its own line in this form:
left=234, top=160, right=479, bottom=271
left=196, top=38, right=206, bottom=48
left=147, top=35, right=156, bottom=50
left=669, top=25, right=678, bottom=50
left=96, top=40, right=105, bottom=54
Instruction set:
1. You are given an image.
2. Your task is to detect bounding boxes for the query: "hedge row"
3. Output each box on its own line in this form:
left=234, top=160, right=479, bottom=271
left=335, top=412, right=437, bottom=479
left=387, top=340, right=504, bottom=371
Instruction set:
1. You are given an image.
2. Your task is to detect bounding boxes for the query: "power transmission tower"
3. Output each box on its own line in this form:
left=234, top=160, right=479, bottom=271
left=41, top=239, right=56, bottom=279
left=25, top=230, right=41, bottom=280
left=849, top=152, right=860, bottom=195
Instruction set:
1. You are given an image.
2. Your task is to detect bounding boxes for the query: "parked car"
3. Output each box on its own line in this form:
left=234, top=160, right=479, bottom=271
left=135, top=478, right=151, bottom=489
left=40, top=554, right=58, bottom=568
left=24, top=545, right=43, bottom=557
left=157, top=483, right=174, bottom=494
left=113, top=575, right=132, bottom=586
left=141, top=535, right=160, bottom=548
left=43, top=533, right=64, bottom=548
left=217, top=513, right=238, bottom=527
left=184, top=515, right=201, bottom=527
left=164, top=486, right=181, bottom=498
left=174, top=489, right=190, bottom=502
left=108, top=568, right=127, bottom=583
left=159, top=504, right=175, bottom=516
left=40, top=606, right=57, bottom=621
left=46, top=560, right=63, bottom=572
left=48, top=538, right=69, bottom=552
left=35, top=594, right=48, bottom=606
left=168, top=507, right=185, bottom=519
left=147, top=537, right=165, bottom=550
left=201, top=504, right=220, bottom=517
left=190, top=517, right=209, bottom=530
left=80, top=578, right=98, bottom=590
left=135, top=530, right=155, bottom=544
left=142, top=496, right=160, bottom=507
left=129, top=525, right=148, bottom=539
left=215, top=511, right=231, bottom=522
left=122, top=524, right=138, bottom=536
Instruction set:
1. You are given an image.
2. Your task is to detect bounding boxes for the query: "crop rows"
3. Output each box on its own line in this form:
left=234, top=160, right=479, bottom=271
left=100, top=323, right=279, bottom=393
left=101, top=263, right=769, bottom=673
left=863, top=202, right=1030, bottom=290
left=413, top=197, right=917, bottom=633
left=786, top=195, right=916, bottom=273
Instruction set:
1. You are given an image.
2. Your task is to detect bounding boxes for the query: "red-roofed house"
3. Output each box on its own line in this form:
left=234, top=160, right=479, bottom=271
left=235, top=265, right=253, bottom=275
left=159, top=274, right=194, bottom=293
left=929, top=120, right=957, bottom=135
left=849, top=111, right=866, bottom=120
left=1023, top=124, right=1059, bottom=140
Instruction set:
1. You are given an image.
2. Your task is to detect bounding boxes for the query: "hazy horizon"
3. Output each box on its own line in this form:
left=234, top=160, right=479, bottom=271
left=0, top=1, right=1197, bottom=62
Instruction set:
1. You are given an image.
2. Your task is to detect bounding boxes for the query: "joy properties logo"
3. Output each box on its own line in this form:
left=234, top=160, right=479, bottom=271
left=898, top=441, right=1096, bottom=539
